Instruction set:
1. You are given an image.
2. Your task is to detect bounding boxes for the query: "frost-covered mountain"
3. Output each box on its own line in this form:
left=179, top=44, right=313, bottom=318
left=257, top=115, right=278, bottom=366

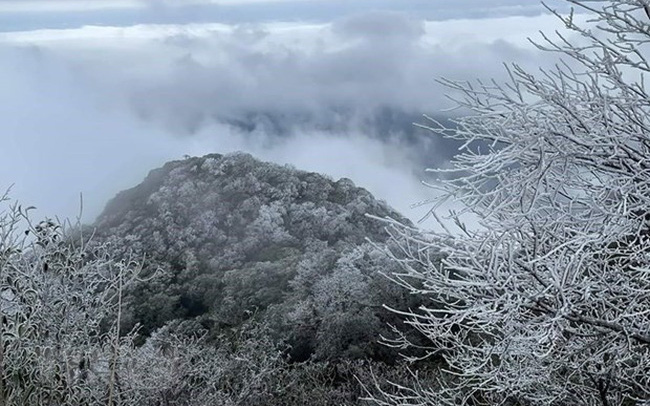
left=94, top=152, right=420, bottom=362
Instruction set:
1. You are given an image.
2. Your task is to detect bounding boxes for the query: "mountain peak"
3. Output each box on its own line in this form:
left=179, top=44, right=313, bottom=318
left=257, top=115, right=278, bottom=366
left=97, top=152, right=409, bottom=239
left=92, top=152, right=413, bottom=361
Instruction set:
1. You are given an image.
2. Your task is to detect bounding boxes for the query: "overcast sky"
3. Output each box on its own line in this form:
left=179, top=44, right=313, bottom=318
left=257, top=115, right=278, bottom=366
left=0, top=0, right=590, bottom=226
left=0, top=1, right=571, bottom=27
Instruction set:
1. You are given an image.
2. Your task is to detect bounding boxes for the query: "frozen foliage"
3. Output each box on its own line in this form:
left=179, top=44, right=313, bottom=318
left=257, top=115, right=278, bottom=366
left=93, top=152, right=420, bottom=363
left=0, top=192, right=425, bottom=406
left=371, top=1, right=650, bottom=405
left=0, top=192, right=144, bottom=404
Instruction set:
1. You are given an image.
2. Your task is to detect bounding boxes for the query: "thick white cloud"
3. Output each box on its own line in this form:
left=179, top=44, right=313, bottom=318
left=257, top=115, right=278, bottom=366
left=0, top=11, right=586, bottom=226
left=0, top=13, right=575, bottom=124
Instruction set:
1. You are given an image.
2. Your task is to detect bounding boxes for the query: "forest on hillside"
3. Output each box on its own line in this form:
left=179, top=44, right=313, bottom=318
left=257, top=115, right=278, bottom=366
left=0, top=153, right=438, bottom=405
left=2, top=1, right=650, bottom=406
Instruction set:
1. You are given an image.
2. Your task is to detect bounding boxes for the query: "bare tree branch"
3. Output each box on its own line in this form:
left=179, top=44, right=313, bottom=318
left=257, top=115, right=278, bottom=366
left=370, top=1, right=650, bottom=405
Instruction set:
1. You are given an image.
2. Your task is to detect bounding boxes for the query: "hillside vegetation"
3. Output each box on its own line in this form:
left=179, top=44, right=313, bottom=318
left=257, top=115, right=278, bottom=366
left=94, top=152, right=421, bottom=361
left=1, top=153, right=439, bottom=405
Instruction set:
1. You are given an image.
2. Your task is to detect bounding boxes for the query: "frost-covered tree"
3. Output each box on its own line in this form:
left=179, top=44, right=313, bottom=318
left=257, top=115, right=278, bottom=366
left=0, top=192, right=146, bottom=405
left=0, top=193, right=287, bottom=406
left=93, top=152, right=414, bottom=362
left=373, top=1, right=650, bottom=405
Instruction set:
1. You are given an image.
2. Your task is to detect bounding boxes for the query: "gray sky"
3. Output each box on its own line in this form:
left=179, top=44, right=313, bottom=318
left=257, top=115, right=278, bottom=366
left=0, top=0, right=585, bottom=226
left=0, top=1, right=571, bottom=29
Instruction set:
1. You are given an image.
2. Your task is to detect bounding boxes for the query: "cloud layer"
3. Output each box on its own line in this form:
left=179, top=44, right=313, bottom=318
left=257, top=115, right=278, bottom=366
left=0, top=1, right=571, bottom=29
left=0, top=10, right=581, bottom=226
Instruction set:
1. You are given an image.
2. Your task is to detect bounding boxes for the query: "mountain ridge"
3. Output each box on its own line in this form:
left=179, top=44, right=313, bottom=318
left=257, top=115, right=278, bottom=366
left=91, top=151, right=419, bottom=363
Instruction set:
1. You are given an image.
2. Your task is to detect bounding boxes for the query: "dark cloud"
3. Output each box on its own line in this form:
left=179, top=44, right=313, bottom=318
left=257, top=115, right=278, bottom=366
left=332, top=11, right=425, bottom=41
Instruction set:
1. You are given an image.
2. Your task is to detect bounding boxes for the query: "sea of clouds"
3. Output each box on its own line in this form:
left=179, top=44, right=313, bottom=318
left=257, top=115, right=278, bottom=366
left=0, top=1, right=587, bottom=226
